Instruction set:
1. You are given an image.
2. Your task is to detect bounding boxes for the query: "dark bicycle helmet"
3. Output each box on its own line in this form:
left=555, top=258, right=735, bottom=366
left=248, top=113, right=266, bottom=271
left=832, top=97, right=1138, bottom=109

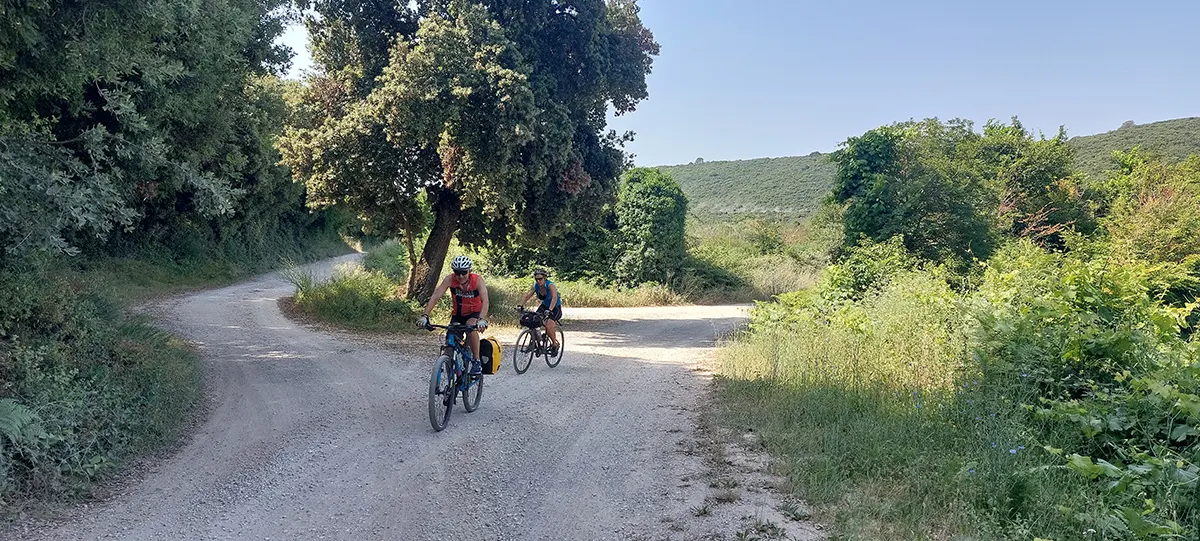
left=450, top=255, right=473, bottom=272
left=531, top=268, right=549, bottom=277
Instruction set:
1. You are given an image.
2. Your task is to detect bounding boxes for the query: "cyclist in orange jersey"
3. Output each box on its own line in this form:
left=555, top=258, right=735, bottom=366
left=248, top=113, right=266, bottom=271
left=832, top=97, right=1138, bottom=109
left=418, top=255, right=490, bottom=374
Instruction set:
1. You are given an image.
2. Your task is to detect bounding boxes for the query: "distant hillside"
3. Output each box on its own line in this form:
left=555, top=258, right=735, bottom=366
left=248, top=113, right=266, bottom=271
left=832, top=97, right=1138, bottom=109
left=1068, top=117, right=1200, bottom=177
left=660, top=153, right=835, bottom=215
left=664, top=117, right=1200, bottom=216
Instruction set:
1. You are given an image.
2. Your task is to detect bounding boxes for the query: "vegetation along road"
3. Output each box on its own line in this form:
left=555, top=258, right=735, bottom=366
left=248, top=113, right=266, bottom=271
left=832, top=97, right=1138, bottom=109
left=18, top=255, right=818, bottom=541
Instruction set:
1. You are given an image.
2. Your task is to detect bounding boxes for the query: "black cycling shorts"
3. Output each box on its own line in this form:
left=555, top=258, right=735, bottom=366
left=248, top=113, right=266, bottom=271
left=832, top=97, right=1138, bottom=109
left=541, top=305, right=562, bottom=322
left=450, top=312, right=481, bottom=326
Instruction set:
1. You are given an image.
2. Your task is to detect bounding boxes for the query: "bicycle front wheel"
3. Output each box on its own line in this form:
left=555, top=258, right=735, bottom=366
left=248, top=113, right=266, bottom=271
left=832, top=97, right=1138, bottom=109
left=513, top=329, right=534, bottom=374
left=428, top=355, right=454, bottom=431
left=462, top=370, right=483, bottom=412
left=546, top=327, right=564, bottom=368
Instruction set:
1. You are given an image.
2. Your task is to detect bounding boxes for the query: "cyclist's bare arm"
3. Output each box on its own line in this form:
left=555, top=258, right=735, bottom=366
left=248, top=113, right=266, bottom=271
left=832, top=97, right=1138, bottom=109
left=422, top=275, right=452, bottom=315
left=547, top=283, right=559, bottom=308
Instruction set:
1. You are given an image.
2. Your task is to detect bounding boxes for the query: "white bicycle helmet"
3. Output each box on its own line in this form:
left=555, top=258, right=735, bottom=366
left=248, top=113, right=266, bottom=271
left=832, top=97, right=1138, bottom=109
left=450, top=255, right=473, bottom=272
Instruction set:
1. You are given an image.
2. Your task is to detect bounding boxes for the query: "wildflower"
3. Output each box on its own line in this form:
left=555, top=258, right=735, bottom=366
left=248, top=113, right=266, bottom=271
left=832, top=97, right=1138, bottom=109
left=968, top=469, right=976, bottom=474
left=1009, top=449, right=1017, bottom=454
left=991, top=442, right=997, bottom=448
left=1018, top=445, right=1025, bottom=450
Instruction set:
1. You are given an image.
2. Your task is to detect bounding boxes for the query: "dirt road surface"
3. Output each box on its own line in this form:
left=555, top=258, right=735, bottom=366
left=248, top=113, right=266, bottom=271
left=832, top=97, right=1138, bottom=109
left=17, top=255, right=821, bottom=541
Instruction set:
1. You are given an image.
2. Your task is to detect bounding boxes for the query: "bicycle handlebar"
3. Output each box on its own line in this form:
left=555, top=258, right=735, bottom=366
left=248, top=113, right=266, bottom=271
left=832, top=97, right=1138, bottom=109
left=422, top=322, right=480, bottom=332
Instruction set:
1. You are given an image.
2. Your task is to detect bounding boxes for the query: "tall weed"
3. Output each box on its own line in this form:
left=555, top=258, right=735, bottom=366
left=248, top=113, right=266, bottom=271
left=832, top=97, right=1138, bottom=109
left=291, top=264, right=419, bottom=332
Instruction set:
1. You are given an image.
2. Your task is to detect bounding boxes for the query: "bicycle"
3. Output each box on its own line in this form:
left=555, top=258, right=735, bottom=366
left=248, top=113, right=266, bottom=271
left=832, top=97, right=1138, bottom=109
left=422, top=321, right=484, bottom=431
left=512, top=306, right=564, bottom=374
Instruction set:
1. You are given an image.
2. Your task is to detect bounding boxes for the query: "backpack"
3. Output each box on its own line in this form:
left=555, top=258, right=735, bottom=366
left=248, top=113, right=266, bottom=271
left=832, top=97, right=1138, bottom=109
left=480, top=336, right=502, bottom=375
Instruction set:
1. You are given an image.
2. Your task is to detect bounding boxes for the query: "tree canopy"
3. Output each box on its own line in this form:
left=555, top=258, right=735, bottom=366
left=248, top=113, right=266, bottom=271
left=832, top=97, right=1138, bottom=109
left=280, top=0, right=659, bottom=299
left=829, top=118, right=1090, bottom=268
left=0, top=0, right=309, bottom=263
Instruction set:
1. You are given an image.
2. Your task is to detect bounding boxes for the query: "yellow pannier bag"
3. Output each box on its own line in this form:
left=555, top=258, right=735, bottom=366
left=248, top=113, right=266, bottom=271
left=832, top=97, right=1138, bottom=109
left=480, top=336, right=502, bottom=374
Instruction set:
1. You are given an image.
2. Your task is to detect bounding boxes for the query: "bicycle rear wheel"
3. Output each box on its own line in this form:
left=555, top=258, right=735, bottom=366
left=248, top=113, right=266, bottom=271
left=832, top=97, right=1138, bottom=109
left=462, top=368, right=483, bottom=412
left=546, top=327, right=564, bottom=368
left=513, top=329, right=534, bottom=374
left=428, top=355, right=454, bottom=431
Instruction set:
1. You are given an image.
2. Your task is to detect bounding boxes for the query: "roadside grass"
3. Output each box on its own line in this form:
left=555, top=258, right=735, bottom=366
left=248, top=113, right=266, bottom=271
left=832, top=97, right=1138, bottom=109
left=714, top=271, right=983, bottom=537
left=286, top=263, right=422, bottom=332
left=711, top=244, right=1199, bottom=540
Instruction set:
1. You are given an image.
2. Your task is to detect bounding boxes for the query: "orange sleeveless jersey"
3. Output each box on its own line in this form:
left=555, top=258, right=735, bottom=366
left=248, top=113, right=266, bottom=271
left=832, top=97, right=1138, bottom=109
left=450, top=273, right=483, bottom=315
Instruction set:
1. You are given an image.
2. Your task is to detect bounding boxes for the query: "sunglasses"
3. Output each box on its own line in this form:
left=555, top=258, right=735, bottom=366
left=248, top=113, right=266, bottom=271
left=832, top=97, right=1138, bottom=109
left=454, top=269, right=469, bottom=276
left=534, top=275, right=546, bottom=280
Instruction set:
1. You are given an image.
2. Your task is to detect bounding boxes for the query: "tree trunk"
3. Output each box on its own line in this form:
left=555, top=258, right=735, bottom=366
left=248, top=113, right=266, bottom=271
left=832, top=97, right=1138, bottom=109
left=407, top=188, right=462, bottom=302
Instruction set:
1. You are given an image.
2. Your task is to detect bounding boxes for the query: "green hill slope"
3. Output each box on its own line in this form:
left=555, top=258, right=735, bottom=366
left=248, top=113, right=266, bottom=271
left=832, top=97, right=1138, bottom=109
left=663, top=117, right=1200, bottom=216
left=1068, top=117, right=1200, bottom=177
left=660, top=153, right=834, bottom=215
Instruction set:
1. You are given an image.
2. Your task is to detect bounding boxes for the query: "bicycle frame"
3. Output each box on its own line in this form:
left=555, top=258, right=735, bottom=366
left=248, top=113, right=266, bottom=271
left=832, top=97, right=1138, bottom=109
left=426, top=322, right=481, bottom=407
left=512, top=308, right=563, bottom=372
left=449, top=331, right=479, bottom=377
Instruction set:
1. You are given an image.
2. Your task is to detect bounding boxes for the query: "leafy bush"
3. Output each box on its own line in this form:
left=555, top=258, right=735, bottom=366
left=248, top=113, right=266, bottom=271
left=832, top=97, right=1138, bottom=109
left=972, top=241, right=1199, bottom=536
left=1102, top=153, right=1200, bottom=264
left=830, top=119, right=999, bottom=268
left=972, top=242, right=1188, bottom=400
left=0, top=263, right=200, bottom=505
left=719, top=238, right=1200, bottom=539
left=614, top=167, right=689, bottom=286
left=820, top=236, right=920, bottom=303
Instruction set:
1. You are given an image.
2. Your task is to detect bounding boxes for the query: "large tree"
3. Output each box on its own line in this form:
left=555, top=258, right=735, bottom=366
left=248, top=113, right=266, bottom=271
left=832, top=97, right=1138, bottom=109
left=830, top=118, right=1091, bottom=268
left=280, top=0, right=658, bottom=299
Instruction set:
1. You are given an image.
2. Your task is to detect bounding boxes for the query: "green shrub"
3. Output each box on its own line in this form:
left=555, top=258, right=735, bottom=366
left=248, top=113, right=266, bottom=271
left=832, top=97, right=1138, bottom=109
left=972, top=241, right=1199, bottom=537
left=718, top=238, right=1200, bottom=539
left=291, top=264, right=419, bottom=332
left=820, top=235, right=920, bottom=303
left=614, top=168, right=689, bottom=286
left=0, top=264, right=200, bottom=506
left=362, top=240, right=411, bottom=281
left=973, top=241, right=1188, bottom=401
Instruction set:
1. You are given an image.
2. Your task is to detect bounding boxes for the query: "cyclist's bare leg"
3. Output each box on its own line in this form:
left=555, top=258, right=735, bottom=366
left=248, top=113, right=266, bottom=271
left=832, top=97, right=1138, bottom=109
left=466, top=318, right=481, bottom=361
left=545, top=318, right=560, bottom=347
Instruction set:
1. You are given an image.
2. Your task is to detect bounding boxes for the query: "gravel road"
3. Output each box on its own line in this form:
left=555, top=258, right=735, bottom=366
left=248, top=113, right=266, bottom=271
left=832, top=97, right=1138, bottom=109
left=16, top=255, right=821, bottom=541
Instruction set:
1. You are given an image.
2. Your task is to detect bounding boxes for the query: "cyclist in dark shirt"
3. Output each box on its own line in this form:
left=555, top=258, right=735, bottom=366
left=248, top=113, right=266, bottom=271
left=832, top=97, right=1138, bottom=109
left=517, top=268, right=561, bottom=356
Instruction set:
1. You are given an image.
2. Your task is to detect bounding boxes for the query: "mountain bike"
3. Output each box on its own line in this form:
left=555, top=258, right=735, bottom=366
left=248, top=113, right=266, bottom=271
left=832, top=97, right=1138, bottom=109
left=422, top=321, right=483, bottom=431
left=512, top=306, right=564, bottom=374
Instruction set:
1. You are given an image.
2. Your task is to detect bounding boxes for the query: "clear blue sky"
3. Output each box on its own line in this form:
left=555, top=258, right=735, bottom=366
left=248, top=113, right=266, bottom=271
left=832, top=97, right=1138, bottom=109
left=277, top=0, right=1200, bottom=167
